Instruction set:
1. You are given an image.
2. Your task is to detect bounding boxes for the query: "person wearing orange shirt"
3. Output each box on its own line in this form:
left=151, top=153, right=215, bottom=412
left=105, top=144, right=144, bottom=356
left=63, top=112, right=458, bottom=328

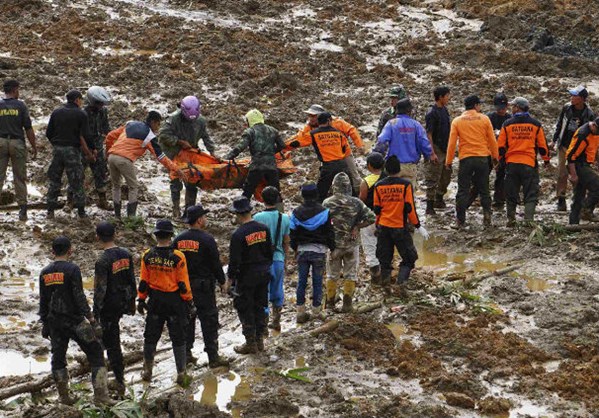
left=137, top=219, right=193, bottom=386
left=566, top=119, right=599, bottom=225
left=497, top=97, right=549, bottom=226
left=446, top=95, right=499, bottom=228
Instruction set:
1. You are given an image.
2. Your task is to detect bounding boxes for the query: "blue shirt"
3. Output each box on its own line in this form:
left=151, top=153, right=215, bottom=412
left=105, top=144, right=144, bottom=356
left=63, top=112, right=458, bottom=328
left=253, top=209, right=290, bottom=262
left=375, top=114, right=432, bottom=163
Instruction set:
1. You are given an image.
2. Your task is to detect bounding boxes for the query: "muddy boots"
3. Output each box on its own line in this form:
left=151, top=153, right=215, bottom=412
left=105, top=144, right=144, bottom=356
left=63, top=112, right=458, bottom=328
left=483, top=210, right=492, bottom=228
left=98, top=192, right=111, bottom=210
left=234, top=336, right=258, bottom=354
left=434, top=195, right=446, bottom=209
left=296, top=305, right=311, bottom=324
left=396, top=266, right=411, bottom=298
left=126, top=202, right=138, bottom=217
left=426, top=200, right=435, bottom=215
left=581, top=207, right=599, bottom=222
left=171, top=190, right=181, bottom=219
left=312, top=305, right=325, bottom=321
left=53, top=368, right=76, bottom=405
left=184, top=187, right=198, bottom=216
left=256, top=335, right=265, bottom=352
left=114, top=202, right=122, bottom=218
left=524, top=202, right=536, bottom=223
left=506, top=206, right=517, bottom=227
left=369, top=265, right=381, bottom=285
left=18, top=205, right=27, bottom=221
left=325, top=280, right=338, bottom=312
left=380, top=269, right=392, bottom=289
left=77, top=207, right=87, bottom=218
left=173, top=345, right=189, bottom=386
left=557, top=197, right=567, bottom=212
left=141, top=343, right=156, bottom=382
left=341, top=280, right=356, bottom=313
left=268, top=305, right=282, bottom=331
left=208, top=351, right=230, bottom=368
left=186, top=349, right=198, bottom=365
left=107, top=348, right=126, bottom=398
left=92, top=367, right=117, bottom=406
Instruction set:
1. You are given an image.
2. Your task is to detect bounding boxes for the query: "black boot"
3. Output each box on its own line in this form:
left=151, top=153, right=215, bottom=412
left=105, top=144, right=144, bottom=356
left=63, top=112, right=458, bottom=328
left=268, top=306, right=282, bottom=331
left=434, top=195, right=446, bottom=209
left=173, top=345, right=189, bottom=386
left=141, top=343, right=156, bottom=382
left=380, top=270, right=392, bottom=288
left=184, top=187, right=198, bottom=213
left=18, top=204, right=27, bottom=221
left=98, top=192, right=111, bottom=210
left=208, top=351, right=230, bottom=368
left=426, top=200, right=435, bottom=215
left=126, top=202, right=138, bottom=217
left=107, top=347, right=125, bottom=398
left=234, top=336, right=258, bottom=354
left=77, top=206, right=87, bottom=218
left=557, top=197, right=567, bottom=212
left=483, top=210, right=492, bottom=228
left=369, top=265, right=381, bottom=285
left=92, top=367, right=117, bottom=406
left=114, top=202, right=122, bottom=218
left=53, top=368, right=75, bottom=405
left=171, top=190, right=181, bottom=218
left=396, top=266, right=411, bottom=284
left=186, top=348, right=198, bottom=365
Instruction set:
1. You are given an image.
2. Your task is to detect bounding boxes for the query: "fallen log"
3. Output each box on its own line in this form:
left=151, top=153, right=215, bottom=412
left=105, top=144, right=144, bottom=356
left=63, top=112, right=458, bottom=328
left=308, top=320, right=339, bottom=337
left=0, top=202, right=63, bottom=211
left=354, top=302, right=382, bottom=314
left=563, top=223, right=599, bottom=232
left=463, top=264, right=523, bottom=286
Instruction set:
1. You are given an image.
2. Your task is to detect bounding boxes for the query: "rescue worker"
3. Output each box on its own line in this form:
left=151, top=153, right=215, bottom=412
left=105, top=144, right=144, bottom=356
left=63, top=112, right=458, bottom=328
left=290, top=183, right=335, bottom=323
left=0, top=79, right=37, bottom=221
left=552, top=85, right=595, bottom=211
left=497, top=97, right=549, bottom=226
left=253, top=186, right=290, bottom=331
left=93, top=222, right=136, bottom=398
left=445, top=95, right=499, bottom=228
left=375, top=98, right=437, bottom=188
left=566, top=118, right=599, bottom=225
left=303, top=112, right=351, bottom=201
left=224, top=109, right=286, bottom=199
left=46, top=89, right=95, bottom=219
left=376, top=85, right=408, bottom=137
left=226, top=197, right=274, bottom=354
left=137, top=219, right=193, bottom=386
left=359, top=152, right=384, bottom=283
left=172, top=205, right=230, bottom=368
left=158, top=96, right=217, bottom=218
left=487, top=93, right=512, bottom=208
left=374, top=156, right=429, bottom=289
left=423, top=86, right=452, bottom=214
left=323, top=172, right=375, bottom=312
left=107, top=111, right=184, bottom=218
left=39, top=236, right=115, bottom=406
left=287, top=104, right=365, bottom=194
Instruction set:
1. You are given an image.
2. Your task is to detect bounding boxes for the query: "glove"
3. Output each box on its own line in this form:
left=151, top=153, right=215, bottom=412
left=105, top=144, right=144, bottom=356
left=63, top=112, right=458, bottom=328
left=416, top=225, right=430, bottom=241
left=137, top=299, right=148, bottom=315
left=41, top=322, right=50, bottom=340
left=92, top=320, right=103, bottom=340
left=188, top=301, right=197, bottom=319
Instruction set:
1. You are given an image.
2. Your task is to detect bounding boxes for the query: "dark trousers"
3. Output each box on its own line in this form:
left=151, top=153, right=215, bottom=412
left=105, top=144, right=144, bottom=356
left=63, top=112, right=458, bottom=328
left=186, top=281, right=220, bottom=355
left=242, top=168, right=279, bottom=199
left=100, top=314, right=125, bottom=383
left=233, top=272, right=270, bottom=340
left=505, top=163, right=539, bottom=211
left=570, top=163, right=599, bottom=224
left=456, top=156, right=491, bottom=221
left=49, top=319, right=104, bottom=371
left=170, top=179, right=198, bottom=207
left=47, top=145, right=85, bottom=209
left=493, top=159, right=506, bottom=204
left=143, top=297, right=188, bottom=347
left=376, top=226, right=418, bottom=276
left=296, top=251, right=325, bottom=307
left=317, top=160, right=349, bottom=202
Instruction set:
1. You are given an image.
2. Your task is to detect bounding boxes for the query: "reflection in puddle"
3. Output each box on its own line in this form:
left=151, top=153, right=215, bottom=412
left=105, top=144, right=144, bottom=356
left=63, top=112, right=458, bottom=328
left=194, top=371, right=250, bottom=416
left=510, top=272, right=553, bottom=292
left=0, top=350, right=51, bottom=377
left=386, top=324, right=407, bottom=341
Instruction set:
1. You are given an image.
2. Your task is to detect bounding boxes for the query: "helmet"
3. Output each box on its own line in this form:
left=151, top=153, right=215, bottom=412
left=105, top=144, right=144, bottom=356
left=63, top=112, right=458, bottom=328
left=86, top=86, right=111, bottom=105
left=389, top=85, right=407, bottom=99
left=303, top=104, right=326, bottom=115
left=180, top=96, right=201, bottom=120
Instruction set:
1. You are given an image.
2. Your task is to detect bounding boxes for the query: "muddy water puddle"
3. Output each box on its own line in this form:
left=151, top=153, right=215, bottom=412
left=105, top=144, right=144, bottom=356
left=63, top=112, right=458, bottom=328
left=194, top=371, right=253, bottom=417
left=0, top=350, right=51, bottom=377
left=386, top=323, right=407, bottom=341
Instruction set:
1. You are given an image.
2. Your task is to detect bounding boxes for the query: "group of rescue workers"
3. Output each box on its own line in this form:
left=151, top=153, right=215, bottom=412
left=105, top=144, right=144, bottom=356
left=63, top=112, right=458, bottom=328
left=2, top=77, right=599, bottom=405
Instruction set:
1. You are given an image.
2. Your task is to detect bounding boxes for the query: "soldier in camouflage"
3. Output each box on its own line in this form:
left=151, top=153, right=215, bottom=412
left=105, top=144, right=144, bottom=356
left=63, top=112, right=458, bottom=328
left=376, top=85, right=407, bottom=137
left=158, top=96, right=217, bottom=218
left=323, top=172, right=375, bottom=312
left=224, top=109, right=286, bottom=199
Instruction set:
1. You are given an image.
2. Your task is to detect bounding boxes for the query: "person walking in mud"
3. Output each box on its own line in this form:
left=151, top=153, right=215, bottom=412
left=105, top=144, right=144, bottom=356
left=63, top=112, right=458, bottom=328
left=224, top=109, right=286, bottom=200
left=172, top=205, right=230, bottom=368
left=159, top=96, right=217, bottom=218
left=423, top=86, right=452, bottom=214
left=373, top=156, right=428, bottom=291
left=46, top=89, right=96, bottom=219
left=226, top=197, right=274, bottom=354
left=497, top=97, right=549, bottom=226
left=376, top=85, right=408, bottom=137
left=286, top=104, right=365, bottom=195
left=93, top=221, right=136, bottom=398
left=0, top=79, right=37, bottom=221
left=323, top=172, right=375, bottom=312
left=552, top=85, right=595, bottom=212
left=39, top=236, right=115, bottom=406
left=445, top=95, right=498, bottom=228
left=137, top=219, right=193, bottom=386
left=486, top=93, right=512, bottom=208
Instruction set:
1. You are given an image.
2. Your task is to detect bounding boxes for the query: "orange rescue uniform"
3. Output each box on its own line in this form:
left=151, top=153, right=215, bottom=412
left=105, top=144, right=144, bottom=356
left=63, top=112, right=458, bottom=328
left=310, top=126, right=349, bottom=162
left=446, top=110, right=498, bottom=165
left=373, top=176, right=420, bottom=228
left=138, top=248, right=192, bottom=302
left=566, top=124, right=599, bottom=164
left=498, top=114, right=549, bottom=167
left=285, top=117, right=363, bottom=156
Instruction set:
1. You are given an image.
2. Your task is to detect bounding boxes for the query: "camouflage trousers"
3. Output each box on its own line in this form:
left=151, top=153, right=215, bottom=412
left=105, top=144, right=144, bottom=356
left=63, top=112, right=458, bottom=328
left=47, top=146, right=85, bottom=209
left=327, top=246, right=359, bottom=282
left=68, top=141, right=108, bottom=197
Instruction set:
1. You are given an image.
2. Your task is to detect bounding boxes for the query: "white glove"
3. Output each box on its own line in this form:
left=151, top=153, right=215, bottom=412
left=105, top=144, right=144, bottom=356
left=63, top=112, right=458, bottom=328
left=416, top=225, right=429, bottom=240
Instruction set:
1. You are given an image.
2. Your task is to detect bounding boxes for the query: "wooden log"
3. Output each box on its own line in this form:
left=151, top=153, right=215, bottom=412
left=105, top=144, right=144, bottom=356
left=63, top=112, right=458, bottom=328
left=308, top=320, right=339, bottom=337
left=463, top=264, right=523, bottom=286
left=563, top=223, right=599, bottom=232
left=354, top=302, right=382, bottom=314
left=0, top=202, right=64, bottom=211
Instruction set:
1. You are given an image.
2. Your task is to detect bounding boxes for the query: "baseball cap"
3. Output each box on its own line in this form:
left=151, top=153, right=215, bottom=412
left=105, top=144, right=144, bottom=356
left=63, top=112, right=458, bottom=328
left=568, top=85, right=588, bottom=99
left=493, top=93, right=508, bottom=110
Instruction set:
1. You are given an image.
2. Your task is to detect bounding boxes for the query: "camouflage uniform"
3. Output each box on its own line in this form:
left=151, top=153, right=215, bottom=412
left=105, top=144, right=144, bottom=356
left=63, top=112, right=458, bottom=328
left=47, top=146, right=85, bottom=210
left=376, top=107, right=395, bottom=137
left=83, top=106, right=110, bottom=192
left=158, top=109, right=216, bottom=211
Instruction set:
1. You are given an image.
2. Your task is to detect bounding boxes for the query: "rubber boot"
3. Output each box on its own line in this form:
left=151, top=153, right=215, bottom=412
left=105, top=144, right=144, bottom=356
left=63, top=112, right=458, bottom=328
left=483, top=210, right=492, bottom=228
left=208, top=351, right=230, bottom=368
left=98, top=192, right=110, bottom=210
left=453, top=208, right=466, bottom=229
left=53, top=368, right=75, bottom=405
left=47, top=208, right=55, bottom=220
left=380, top=270, right=392, bottom=288
left=186, top=349, right=198, bottom=365
left=66, top=194, right=74, bottom=211
left=524, top=202, right=536, bottom=222
left=268, top=306, right=282, bottom=331
left=581, top=207, right=599, bottom=222
left=369, top=265, right=381, bottom=284
left=396, top=265, right=411, bottom=284
left=107, top=347, right=125, bottom=399
left=325, top=280, right=338, bottom=312
left=126, top=202, right=138, bottom=217
left=434, top=195, right=446, bottom=209
left=171, top=191, right=181, bottom=218
left=173, top=345, right=189, bottom=386
left=184, top=187, right=198, bottom=212
left=425, top=200, right=435, bottom=215
left=114, top=202, right=122, bottom=219
left=234, top=336, right=258, bottom=354
left=557, top=197, right=567, bottom=212
left=296, top=305, right=310, bottom=324
left=92, top=367, right=117, bottom=406
left=256, top=335, right=265, bottom=352
left=141, top=343, right=156, bottom=382
left=18, top=205, right=27, bottom=221
left=506, top=207, right=516, bottom=227
left=312, top=305, right=325, bottom=321
left=341, top=280, right=356, bottom=313
left=77, top=206, right=87, bottom=218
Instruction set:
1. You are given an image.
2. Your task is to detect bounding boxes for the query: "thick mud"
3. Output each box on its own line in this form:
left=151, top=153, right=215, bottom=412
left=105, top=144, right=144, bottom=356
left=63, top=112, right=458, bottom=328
left=1, top=0, right=599, bottom=417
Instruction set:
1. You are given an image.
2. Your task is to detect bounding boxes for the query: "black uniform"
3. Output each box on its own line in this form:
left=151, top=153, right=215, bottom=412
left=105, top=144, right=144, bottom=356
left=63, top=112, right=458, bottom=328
left=39, top=261, right=104, bottom=372
left=173, top=229, right=226, bottom=358
left=228, top=221, right=273, bottom=341
left=487, top=111, right=511, bottom=205
left=93, top=247, right=136, bottom=385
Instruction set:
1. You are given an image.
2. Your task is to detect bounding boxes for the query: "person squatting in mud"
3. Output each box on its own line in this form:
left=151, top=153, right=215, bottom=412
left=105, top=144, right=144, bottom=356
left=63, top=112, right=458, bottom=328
left=38, top=236, right=116, bottom=406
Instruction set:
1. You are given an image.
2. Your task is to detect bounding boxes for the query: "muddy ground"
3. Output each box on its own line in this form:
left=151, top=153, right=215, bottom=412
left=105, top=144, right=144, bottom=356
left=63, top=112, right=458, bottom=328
left=0, top=0, right=598, bottom=417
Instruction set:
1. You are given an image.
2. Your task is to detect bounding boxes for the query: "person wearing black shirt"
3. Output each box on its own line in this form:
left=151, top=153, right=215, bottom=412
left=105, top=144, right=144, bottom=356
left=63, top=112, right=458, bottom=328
left=173, top=205, right=230, bottom=368
left=424, top=86, right=452, bottom=214
left=38, top=236, right=115, bottom=406
left=486, top=93, right=512, bottom=208
left=226, top=197, right=273, bottom=354
left=93, top=222, right=136, bottom=398
left=46, top=89, right=95, bottom=219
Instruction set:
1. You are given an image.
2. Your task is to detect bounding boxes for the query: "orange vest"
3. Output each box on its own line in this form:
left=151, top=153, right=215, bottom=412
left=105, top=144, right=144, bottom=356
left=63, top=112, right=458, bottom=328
left=497, top=114, right=549, bottom=167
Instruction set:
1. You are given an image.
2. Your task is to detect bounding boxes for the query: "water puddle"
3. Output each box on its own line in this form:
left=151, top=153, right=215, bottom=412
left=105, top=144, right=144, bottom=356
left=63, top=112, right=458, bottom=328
left=386, top=323, right=407, bottom=341
left=0, top=350, right=51, bottom=377
left=194, top=371, right=252, bottom=416
left=510, top=272, right=553, bottom=292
